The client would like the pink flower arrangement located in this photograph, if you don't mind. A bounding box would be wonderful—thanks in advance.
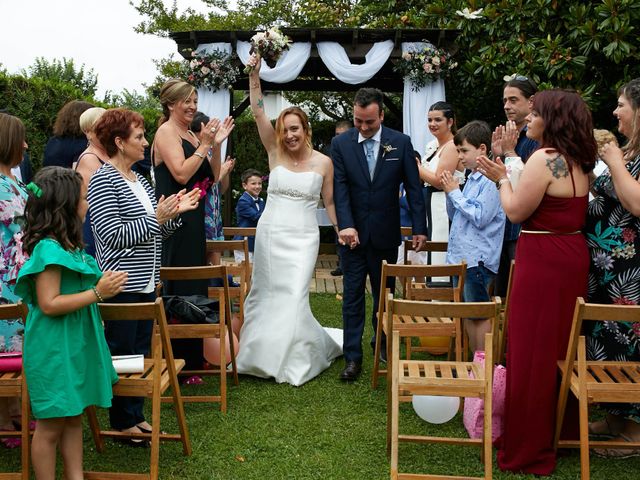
[395,44,457,91]
[185,49,239,91]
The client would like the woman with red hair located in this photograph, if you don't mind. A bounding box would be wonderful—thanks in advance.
[234,55,342,386]
[478,89,596,475]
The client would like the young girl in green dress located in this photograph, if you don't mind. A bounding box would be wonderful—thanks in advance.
[15,167,128,480]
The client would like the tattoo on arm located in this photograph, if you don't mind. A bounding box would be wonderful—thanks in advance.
[250,79,260,89]
[546,155,569,179]
[257,97,264,111]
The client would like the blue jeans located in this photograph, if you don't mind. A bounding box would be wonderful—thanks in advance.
[453,262,495,302]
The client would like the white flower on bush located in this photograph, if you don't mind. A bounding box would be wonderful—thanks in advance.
[455,7,483,20]
[190,59,199,68]
[432,56,441,66]
[201,66,211,75]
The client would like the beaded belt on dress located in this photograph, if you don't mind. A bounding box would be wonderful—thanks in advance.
[268,188,319,201]
[520,230,582,235]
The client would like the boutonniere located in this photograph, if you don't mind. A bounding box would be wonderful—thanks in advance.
[382,144,397,155]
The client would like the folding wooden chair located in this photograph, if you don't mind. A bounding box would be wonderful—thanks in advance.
[207,238,252,292]
[84,298,190,480]
[388,299,500,480]
[0,303,30,480]
[555,297,640,480]
[372,261,466,389]
[159,265,238,412]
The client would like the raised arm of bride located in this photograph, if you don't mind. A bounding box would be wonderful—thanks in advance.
[249,54,277,164]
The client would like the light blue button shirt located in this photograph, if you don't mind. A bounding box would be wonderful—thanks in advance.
[445,171,506,273]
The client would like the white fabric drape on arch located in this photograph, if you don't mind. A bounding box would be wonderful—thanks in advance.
[316,40,394,84]
[195,42,232,158]
[236,42,312,82]
[401,42,446,157]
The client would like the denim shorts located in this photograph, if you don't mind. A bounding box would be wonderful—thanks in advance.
[453,262,496,302]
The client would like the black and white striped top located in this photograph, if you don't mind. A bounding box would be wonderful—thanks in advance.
[88,163,180,292]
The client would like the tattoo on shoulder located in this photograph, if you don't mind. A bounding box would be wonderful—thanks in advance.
[257,97,264,110]
[545,155,569,179]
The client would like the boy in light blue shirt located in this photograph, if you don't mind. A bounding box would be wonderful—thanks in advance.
[440,121,505,353]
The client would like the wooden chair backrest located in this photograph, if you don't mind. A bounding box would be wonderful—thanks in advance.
[98,298,167,359]
[563,297,640,375]
[378,261,465,318]
[400,226,412,238]
[0,302,29,322]
[159,265,232,333]
[402,239,448,265]
[388,298,501,328]
[0,302,30,479]
[495,260,515,365]
[223,227,257,239]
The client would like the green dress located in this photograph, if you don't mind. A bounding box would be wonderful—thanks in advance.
[15,238,118,419]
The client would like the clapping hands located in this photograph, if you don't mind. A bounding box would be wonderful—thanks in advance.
[95,271,128,300]
[440,170,459,193]
[156,188,201,224]
[492,121,518,158]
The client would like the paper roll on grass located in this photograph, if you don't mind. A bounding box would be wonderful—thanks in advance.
[112,354,145,374]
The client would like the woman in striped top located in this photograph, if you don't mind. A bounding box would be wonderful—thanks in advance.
[88,108,200,444]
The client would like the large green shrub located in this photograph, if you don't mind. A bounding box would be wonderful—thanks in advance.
[0,73,89,170]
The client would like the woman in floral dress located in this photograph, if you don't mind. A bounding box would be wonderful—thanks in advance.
[585,77,640,456]
[0,112,29,445]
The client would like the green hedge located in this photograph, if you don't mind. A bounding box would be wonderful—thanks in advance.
[0,73,90,170]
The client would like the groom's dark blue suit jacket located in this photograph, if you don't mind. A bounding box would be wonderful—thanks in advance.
[331,126,427,249]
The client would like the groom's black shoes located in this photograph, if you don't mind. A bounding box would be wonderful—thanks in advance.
[340,361,362,381]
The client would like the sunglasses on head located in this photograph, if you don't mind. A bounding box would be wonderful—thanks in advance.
[503,73,529,82]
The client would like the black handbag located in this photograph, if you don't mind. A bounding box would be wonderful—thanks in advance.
[162,295,220,324]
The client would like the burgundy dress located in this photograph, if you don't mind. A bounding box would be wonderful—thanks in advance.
[497,173,588,475]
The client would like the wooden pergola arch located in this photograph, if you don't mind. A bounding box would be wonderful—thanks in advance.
[170,28,459,119]
[169,28,459,224]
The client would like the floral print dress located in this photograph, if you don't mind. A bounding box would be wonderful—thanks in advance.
[0,175,28,353]
[585,153,640,421]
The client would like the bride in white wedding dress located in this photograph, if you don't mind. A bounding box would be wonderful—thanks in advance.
[235,54,342,386]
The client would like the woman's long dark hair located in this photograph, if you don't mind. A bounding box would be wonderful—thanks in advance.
[532,89,597,173]
[22,167,84,255]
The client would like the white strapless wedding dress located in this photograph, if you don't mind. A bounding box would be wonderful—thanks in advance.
[235,166,342,386]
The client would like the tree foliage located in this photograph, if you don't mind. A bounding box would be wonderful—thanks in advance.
[133,0,640,130]
[22,57,99,98]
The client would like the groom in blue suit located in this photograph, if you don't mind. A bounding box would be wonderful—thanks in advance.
[332,88,427,381]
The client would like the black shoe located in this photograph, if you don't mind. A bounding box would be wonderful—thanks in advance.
[340,361,362,381]
[330,267,343,276]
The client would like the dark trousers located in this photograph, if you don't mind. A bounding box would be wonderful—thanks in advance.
[494,239,518,298]
[341,244,397,363]
[104,291,155,430]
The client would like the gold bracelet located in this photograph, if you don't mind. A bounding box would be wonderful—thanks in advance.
[92,286,104,302]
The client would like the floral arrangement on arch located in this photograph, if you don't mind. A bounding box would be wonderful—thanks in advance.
[185,49,239,91]
[244,27,292,73]
[394,43,458,91]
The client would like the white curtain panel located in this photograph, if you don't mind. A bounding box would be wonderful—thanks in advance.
[236,41,312,83]
[316,40,394,84]
[195,42,232,158]
[401,42,446,157]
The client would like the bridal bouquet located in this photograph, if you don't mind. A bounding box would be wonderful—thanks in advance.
[394,43,458,91]
[185,49,239,91]
[244,27,292,73]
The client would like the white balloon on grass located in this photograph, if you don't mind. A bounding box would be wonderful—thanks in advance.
[411,395,460,424]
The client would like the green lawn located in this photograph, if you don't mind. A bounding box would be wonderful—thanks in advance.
[2,293,639,479]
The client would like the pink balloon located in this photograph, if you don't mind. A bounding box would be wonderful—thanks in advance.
[231,315,243,338]
[203,334,239,366]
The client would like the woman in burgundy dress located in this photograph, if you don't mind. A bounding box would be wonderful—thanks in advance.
[477,89,597,475]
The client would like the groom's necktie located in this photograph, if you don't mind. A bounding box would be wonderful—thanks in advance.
[364,138,376,179]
